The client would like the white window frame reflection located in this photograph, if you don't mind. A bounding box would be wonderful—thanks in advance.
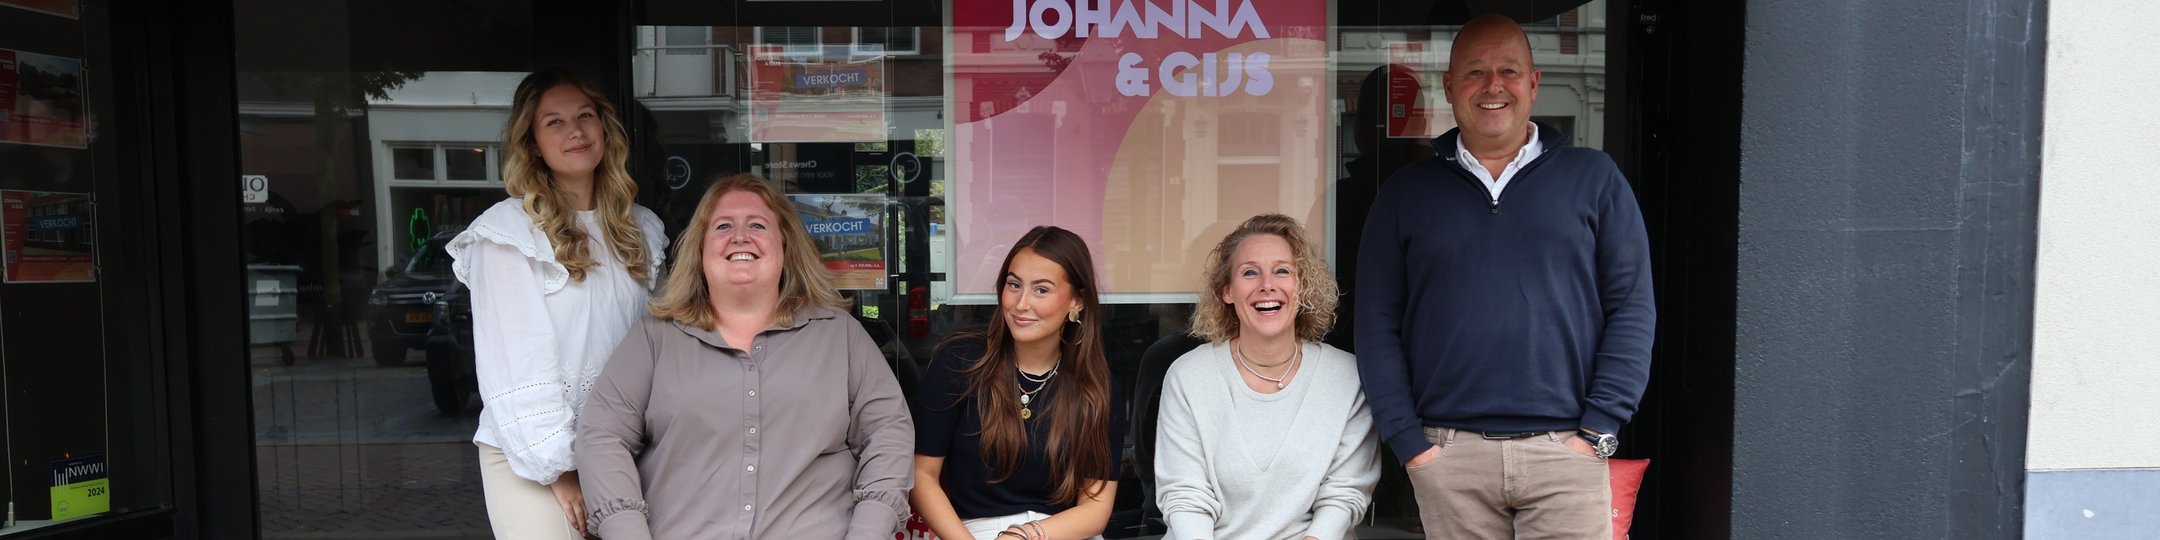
[754,26,824,58]
[383,142,503,186]
[851,27,920,56]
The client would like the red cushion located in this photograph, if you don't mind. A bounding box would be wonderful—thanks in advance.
[1609,458,1650,539]
[898,514,935,540]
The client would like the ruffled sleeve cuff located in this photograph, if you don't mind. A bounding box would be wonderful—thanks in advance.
[845,488,907,539]
[591,497,653,540]
[483,380,577,484]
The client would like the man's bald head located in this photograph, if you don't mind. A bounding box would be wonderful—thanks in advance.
[1452,14,1535,72]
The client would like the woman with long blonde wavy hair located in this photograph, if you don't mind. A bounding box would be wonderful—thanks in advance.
[446,67,667,539]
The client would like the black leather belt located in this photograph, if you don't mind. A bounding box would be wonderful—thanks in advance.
[1479,431,1545,440]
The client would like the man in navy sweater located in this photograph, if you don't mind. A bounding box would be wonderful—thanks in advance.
[1355,14,1656,539]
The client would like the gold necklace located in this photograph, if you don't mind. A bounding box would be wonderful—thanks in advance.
[1017,369,1055,420]
[1233,340,1301,390]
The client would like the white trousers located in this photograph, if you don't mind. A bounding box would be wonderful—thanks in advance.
[477,443,583,540]
[959,510,1105,540]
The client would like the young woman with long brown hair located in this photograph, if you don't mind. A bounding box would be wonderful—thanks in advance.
[447,68,666,539]
[911,226,1122,540]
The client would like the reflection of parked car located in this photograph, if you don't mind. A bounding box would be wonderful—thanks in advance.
[425,281,478,415]
[367,229,460,367]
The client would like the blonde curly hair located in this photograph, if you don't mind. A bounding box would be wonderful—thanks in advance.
[1188,214,1339,343]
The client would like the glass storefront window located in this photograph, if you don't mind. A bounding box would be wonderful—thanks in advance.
[223,1,1611,536]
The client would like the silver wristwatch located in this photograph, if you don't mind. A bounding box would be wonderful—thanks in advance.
[1578,429,1618,458]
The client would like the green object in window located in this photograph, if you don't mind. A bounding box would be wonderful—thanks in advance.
[408,208,433,254]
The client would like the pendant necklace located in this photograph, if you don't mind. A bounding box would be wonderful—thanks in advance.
[1017,359,1059,420]
[1234,340,1301,390]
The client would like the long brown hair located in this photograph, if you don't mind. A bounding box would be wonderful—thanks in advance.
[948,226,1112,505]
[501,68,652,284]
[647,174,842,329]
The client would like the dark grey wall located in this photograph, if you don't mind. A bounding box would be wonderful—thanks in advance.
[1734,0,2042,538]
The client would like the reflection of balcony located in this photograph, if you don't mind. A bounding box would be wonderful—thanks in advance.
[634,44,740,99]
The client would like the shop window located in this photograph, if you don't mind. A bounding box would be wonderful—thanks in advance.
[443,146,490,182]
[391,146,435,181]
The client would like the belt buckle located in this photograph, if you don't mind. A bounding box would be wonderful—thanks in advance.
[1479,431,1540,440]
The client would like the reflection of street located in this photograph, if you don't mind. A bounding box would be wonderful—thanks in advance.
[252,351,491,539]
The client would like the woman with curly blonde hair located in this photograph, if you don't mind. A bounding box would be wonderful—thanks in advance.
[448,68,667,539]
[1154,213,1380,540]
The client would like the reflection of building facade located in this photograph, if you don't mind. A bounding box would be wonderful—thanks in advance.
[633,26,946,178]
[364,72,521,267]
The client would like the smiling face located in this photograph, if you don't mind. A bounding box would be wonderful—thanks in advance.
[1219,233,1300,342]
[1000,249,1080,347]
[701,190,784,293]
[1442,17,1540,147]
[530,83,606,181]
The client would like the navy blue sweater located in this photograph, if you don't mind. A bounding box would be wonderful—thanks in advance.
[1354,123,1656,463]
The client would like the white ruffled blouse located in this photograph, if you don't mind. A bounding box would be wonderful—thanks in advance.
[448,198,668,484]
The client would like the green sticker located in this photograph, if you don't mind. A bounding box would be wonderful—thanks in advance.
[50,455,110,520]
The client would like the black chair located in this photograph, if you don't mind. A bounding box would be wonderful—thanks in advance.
[1129,332,1205,535]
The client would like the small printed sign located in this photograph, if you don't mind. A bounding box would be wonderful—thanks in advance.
[50,454,109,521]
[242,175,269,203]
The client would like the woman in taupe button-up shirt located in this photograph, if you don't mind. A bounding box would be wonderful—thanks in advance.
[574,174,914,540]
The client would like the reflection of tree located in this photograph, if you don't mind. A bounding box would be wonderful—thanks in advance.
[244,70,425,355]
[913,129,945,157]
[1037,35,1088,73]
[854,165,892,193]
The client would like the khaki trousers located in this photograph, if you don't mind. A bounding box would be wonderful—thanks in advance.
[477,443,584,540]
[1407,428,1612,540]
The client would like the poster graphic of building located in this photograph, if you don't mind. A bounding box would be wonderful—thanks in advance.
[2,190,95,283]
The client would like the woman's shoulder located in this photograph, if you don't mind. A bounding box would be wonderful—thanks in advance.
[1163,341,1225,381]
[473,198,533,226]
[1303,342,1366,392]
[456,199,544,251]
[629,204,666,235]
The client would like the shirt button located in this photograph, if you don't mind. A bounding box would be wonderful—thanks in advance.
[743,504,752,512]
[749,427,758,434]
[755,345,763,351]
[748,390,756,397]
[746,465,756,472]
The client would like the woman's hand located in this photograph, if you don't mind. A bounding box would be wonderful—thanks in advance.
[550,471,588,536]
[1002,522,1049,539]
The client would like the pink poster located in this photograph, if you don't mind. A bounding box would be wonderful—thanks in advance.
[950,0,1331,300]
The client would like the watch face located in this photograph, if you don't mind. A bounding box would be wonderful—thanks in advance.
[1594,436,1619,457]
